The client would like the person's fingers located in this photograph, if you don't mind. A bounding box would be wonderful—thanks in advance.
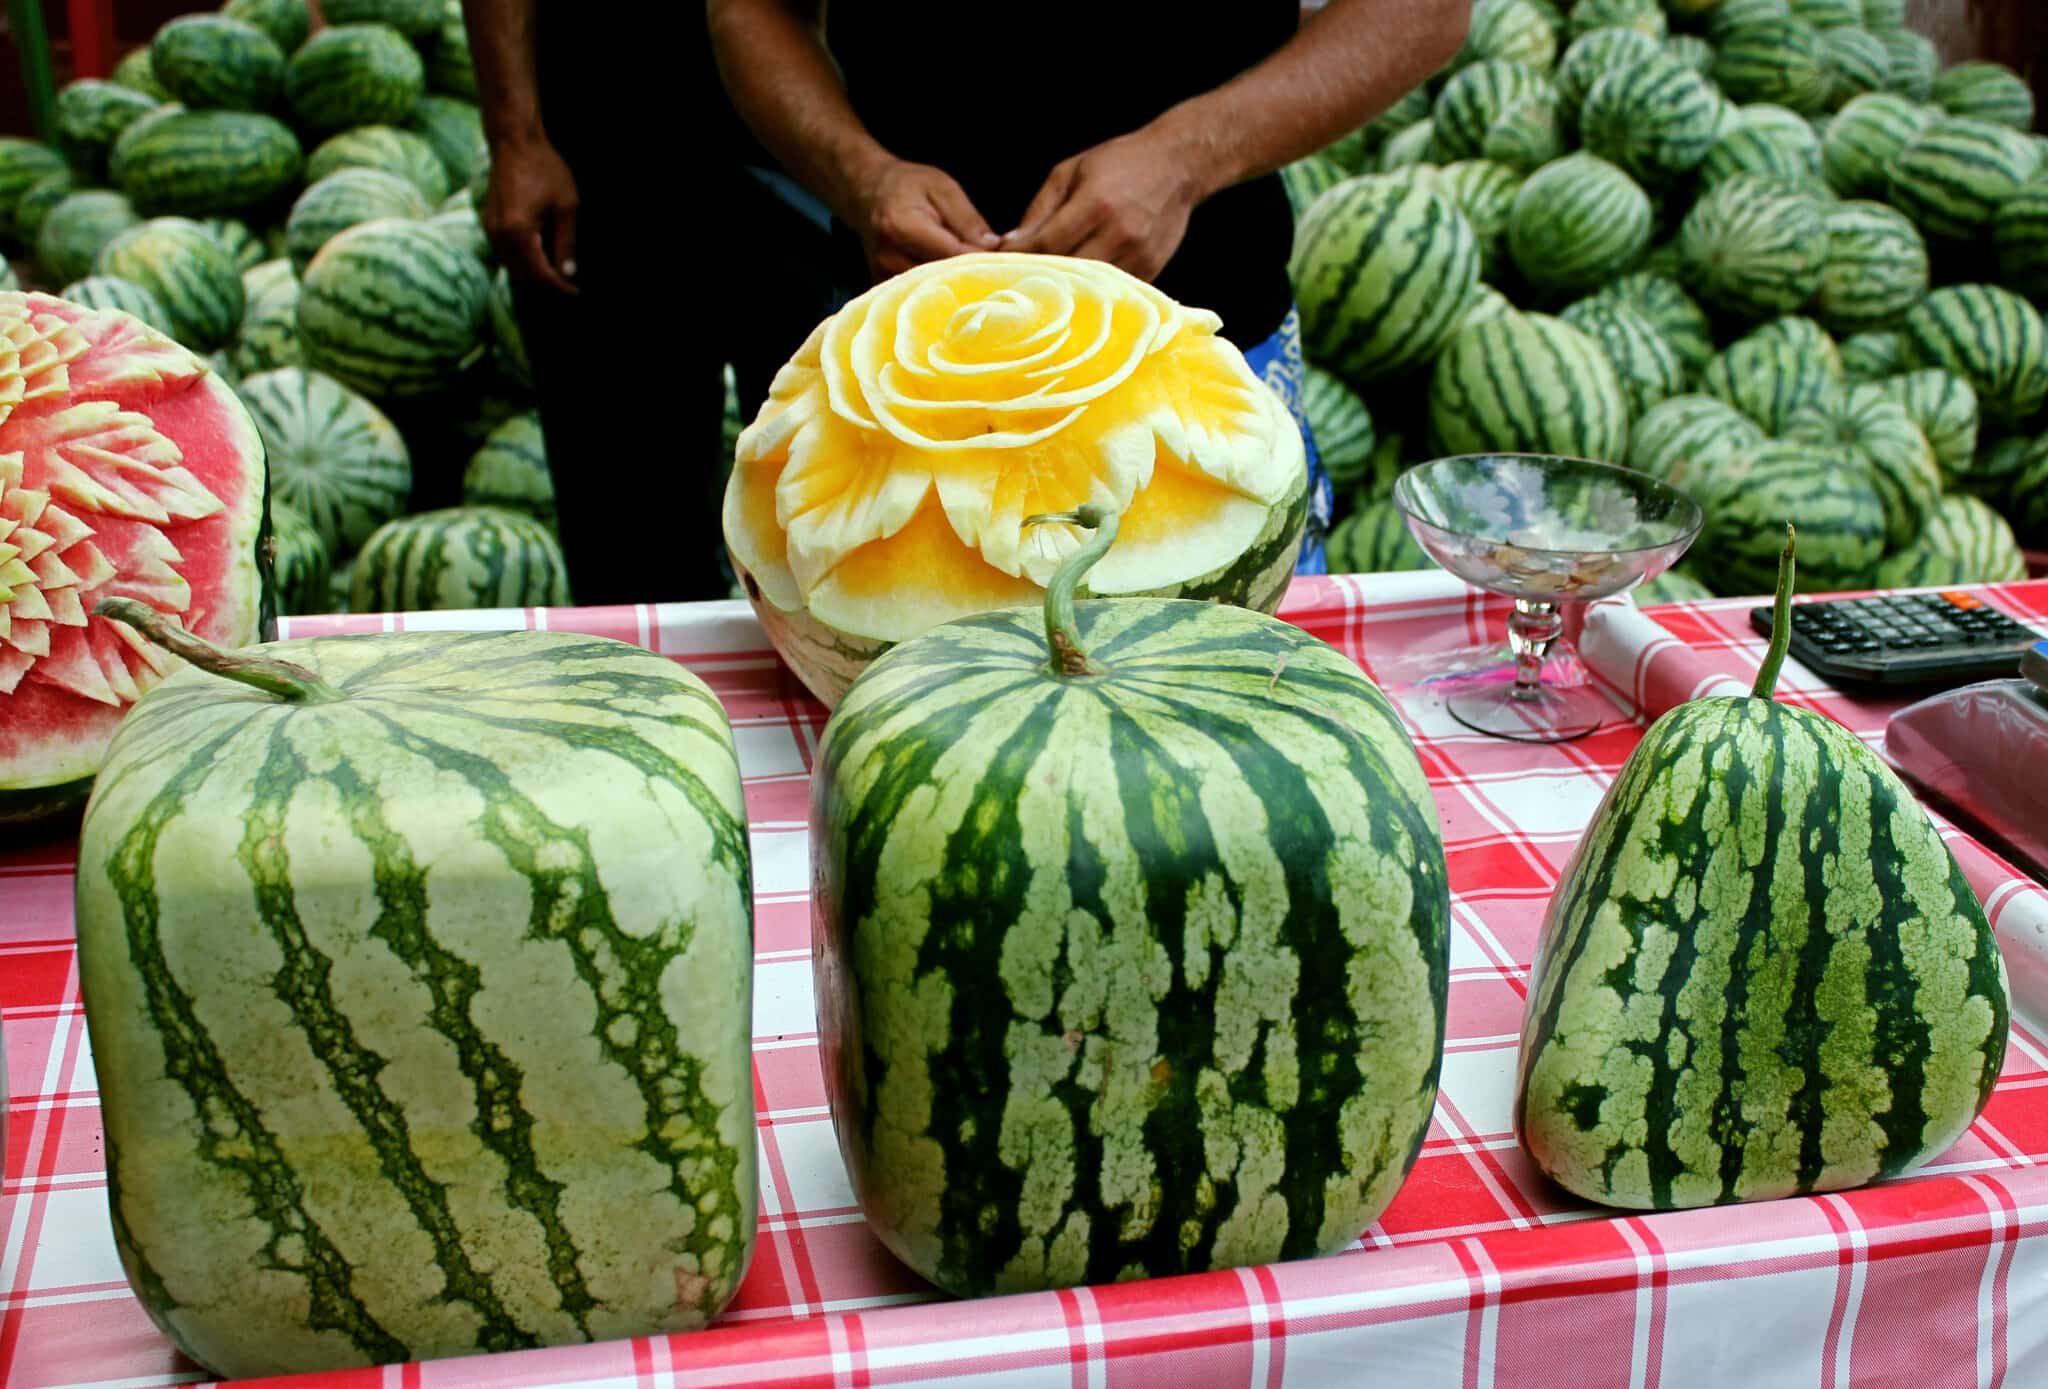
[1006,182,1103,257]
[551,200,580,288]
[925,175,999,250]
[520,227,577,294]
[1003,161,1079,246]
[883,203,980,263]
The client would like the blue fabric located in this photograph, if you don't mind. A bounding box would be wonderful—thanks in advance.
[1242,306,1332,575]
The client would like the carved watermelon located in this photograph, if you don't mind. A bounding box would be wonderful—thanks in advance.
[0,291,269,832]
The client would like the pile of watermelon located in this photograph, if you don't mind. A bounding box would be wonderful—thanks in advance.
[0,0,562,615]
[1285,0,2048,598]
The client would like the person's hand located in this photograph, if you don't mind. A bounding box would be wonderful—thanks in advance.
[486,137,579,295]
[999,129,1206,281]
[846,158,999,280]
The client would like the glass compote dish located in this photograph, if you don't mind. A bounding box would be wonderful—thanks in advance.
[1392,454,1704,743]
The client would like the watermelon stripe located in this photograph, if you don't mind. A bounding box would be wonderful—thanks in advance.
[100,725,414,1364]
[816,599,1447,1294]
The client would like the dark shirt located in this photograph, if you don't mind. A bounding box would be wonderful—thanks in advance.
[824,2,1299,346]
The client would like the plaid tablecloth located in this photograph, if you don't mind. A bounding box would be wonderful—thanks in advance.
[7,575,2048,1389]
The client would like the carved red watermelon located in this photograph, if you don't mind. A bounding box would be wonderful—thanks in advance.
[0,291,269,832]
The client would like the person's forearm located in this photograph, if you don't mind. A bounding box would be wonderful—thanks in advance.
[1152,0,1470,200]
[462,0,547,149]
[706,0,892,225]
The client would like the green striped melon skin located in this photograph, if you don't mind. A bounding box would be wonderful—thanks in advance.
[57,274,171,334]
[1862,0,1905,24]
[1698,128,1819,191]
[1291,174,1480,382]
[1739,103,1826,164]
[1301,365,1377,490]
[150,15,286,112]
[408,95,489,188]
[222,0,312,54]
[1479,98,1564,174]
[112,46,172,100]
[1429,309,1632,461]
[1878,369,1980,481]
[1567,0,1665,40]
[424,0,477,99]
[306,125,450,203]
[462,412,554,529]
[36,190,139,286]
[1700,329,1840,435]
[812,597,1450,1296]
[1677,175,1827,322]
[1433,61,1557,163]
[1377,120,1438,172]
[1785,383,1941,547]
[1507,153,1652,296]
[1515,684,2006,1210]
[1434,160,1523,277]
[287,24,426,134]
[1816,200,1928,335]
[1887,117,2041,244]
[298,217,491,397]
[490,268,531,390]
[351,506,569,610]
[267,498,333,614]
[1555,27,1664,122]
[1633,567,1714,603]
[1840,330,1906,381]
[1281,158,1346,220]
[1628,394,1768,483]
[1820,27,1891,108]
[110,109,304,217]
[1878,29,1939,102]
[2009,442,2048,546]
[1821,93,1935,197]
[1706,0,1791,38]
[426,194,488,262]
[1789,0,1861,26]
[243,255,295,304]
[1714,19,1831,114]
[322,0,441,37]
[1595,272,1715,379]
[12,171,76,248]
[1579,56,1720,185]
[239,367,411,553]
[1913,493,2030,582]
[1933,62,2035,132]
[1457,0,1560,73]
[1698,443,1886,592]
[1665,34,1716,75]
[75,627,755,1377]
[95,217,246,351]
[1993,182,2048,303]
[1561,297,1686,418]
[231,272,304,376]
[0,137,67,231]
[287,169,431,274]
[1328,496,1431,571]
[52,80,161,179]
[1752,314,1844,372]
[1900,285,2048,426]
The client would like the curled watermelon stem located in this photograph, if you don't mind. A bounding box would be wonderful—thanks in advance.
[96,598,345,705]
[1021,503,1119,678]
[1751,524,1796,702]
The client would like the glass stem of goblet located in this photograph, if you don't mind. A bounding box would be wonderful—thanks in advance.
[1506,599,1562,702]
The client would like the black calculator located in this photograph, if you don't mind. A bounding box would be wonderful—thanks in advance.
[1747,591,2042,689]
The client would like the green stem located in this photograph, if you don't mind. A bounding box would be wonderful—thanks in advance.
[1751,524,1796,701]
[1021,504,1120,678]
[96,598,345,705]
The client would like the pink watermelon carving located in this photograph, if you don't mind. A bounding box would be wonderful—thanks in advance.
[0,291,268,832]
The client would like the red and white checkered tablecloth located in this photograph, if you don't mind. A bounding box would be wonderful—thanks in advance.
[7,575,2048,1389]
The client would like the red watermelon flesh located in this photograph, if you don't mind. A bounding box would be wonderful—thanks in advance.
[0,291,267,831]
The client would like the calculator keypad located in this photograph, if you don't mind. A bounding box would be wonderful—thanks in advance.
[1755,591,2040,687]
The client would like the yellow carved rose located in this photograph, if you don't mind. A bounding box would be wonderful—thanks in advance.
[723,253,1306,702]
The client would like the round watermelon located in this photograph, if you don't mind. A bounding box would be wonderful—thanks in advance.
[110,108,305,217]
[286,168,431,274]
[237,367,411,555]
[305,124,450,203]
[351,506,570,611]
[150,15,287,112]
[35,190,140,288]
[286,24,426,134]
[94,217,246,351]
[297,217,490,396]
